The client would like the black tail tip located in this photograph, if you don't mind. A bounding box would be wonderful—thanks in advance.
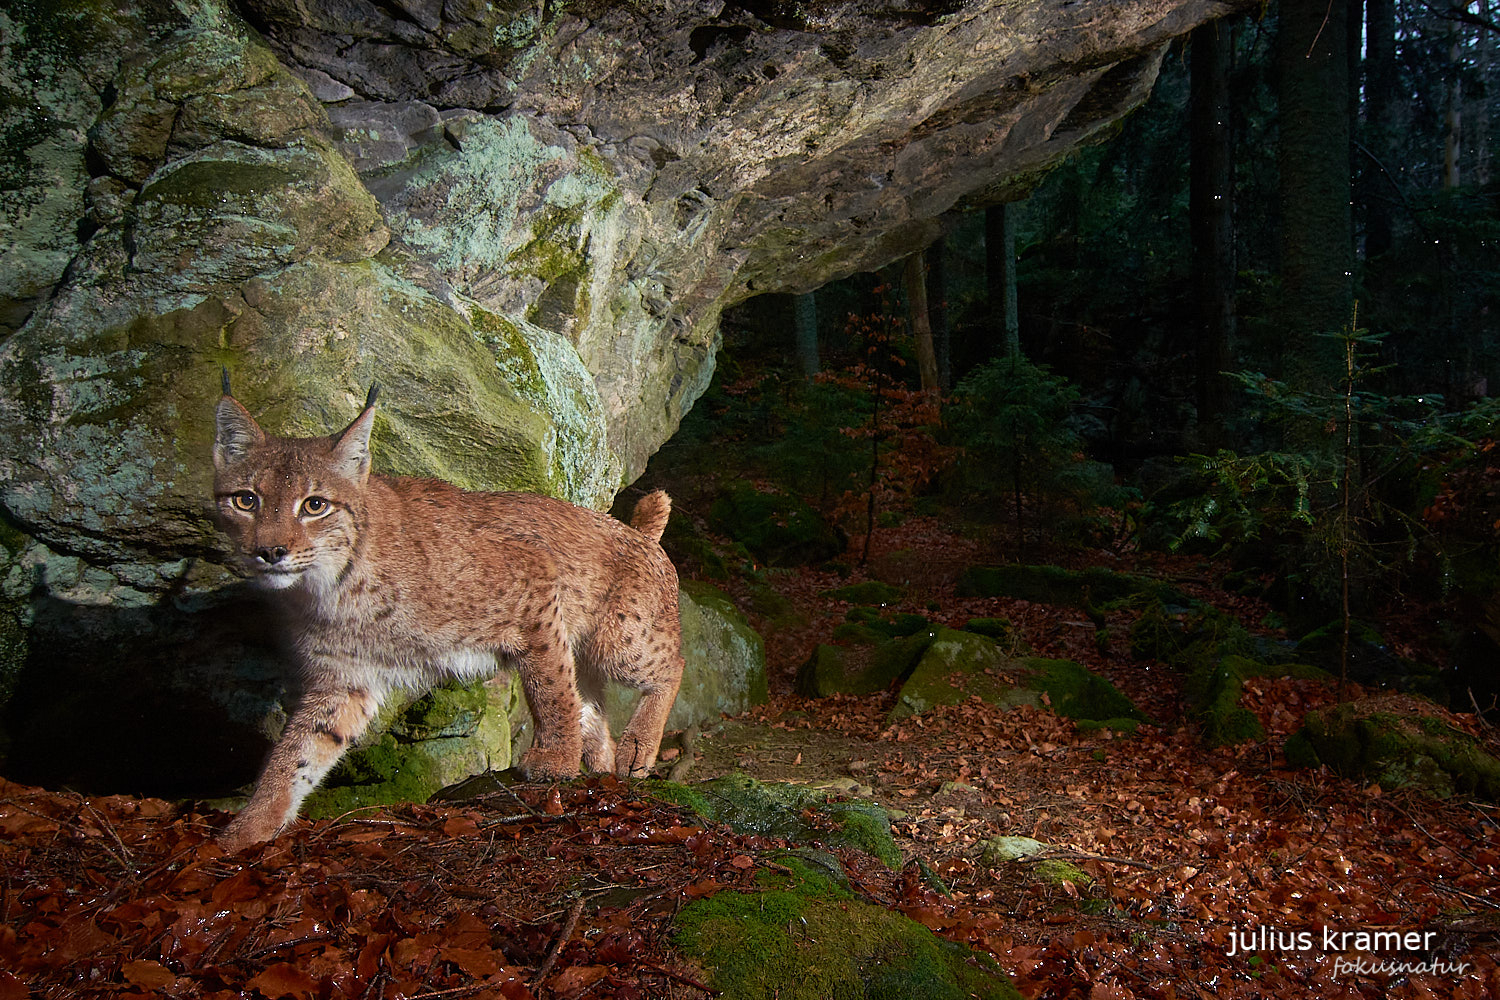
[365,383,381,409]
[220,366,232,396]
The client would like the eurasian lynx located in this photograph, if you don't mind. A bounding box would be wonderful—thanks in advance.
[212,378,684,851]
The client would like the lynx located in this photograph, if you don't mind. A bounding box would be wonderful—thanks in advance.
[211,377,683,851]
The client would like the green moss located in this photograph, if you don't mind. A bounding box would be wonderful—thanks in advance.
[653,774,902,870]
[962,617,1013,640]
[304,678,510,818]
[1127,599,1251,666]
[1188,658,1265,745]
[1294,702,1500,800]
[886,633,1146,728]
[673,867,1020,1000]
[797,631,935,698]
[1033,859,1093,887]
[1282,730,1321,769]
[823,581,905,605]
[138,158,294,207]
[1022,657,1145,724]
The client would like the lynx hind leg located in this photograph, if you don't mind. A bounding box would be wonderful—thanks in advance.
[516,592,585,781]
[221,684,381,851]
[577,670,616,774]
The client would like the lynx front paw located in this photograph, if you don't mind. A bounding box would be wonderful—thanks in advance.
[613,735,657,779]
[519,746,582,780]
[219,808,283,854]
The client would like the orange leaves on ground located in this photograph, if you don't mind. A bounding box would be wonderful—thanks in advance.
[0,779,748,999]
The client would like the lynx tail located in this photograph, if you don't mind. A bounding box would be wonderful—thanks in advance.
[629,490,672,542]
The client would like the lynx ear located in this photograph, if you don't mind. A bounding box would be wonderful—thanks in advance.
[214,394,265,469]
[331,387,379,483]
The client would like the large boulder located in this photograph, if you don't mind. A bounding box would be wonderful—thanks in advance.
[604,581,769,738]
[0,0,1244,794]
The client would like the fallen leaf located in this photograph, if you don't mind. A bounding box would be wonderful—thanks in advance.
[123,960,177,989]
[552,965,610,997]
[246,963,319,998]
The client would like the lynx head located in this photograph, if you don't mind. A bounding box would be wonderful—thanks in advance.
[213,375,380,593]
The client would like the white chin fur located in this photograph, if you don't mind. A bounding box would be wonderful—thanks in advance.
[255,570,303,590]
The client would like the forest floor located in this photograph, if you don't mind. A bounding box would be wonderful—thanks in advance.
[3,517,1500,999]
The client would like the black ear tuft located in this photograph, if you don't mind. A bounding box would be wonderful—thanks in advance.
[365,383,381,409]
[221,367,232,396]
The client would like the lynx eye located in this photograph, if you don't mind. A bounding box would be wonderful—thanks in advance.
[230,492,259,513]
[300,496,331,517]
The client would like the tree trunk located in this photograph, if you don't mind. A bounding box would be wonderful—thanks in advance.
[794,291,819,379]
[1190,17,1236,441]
[986,204,1021,358]
[904,251,941,393]
[1277,0,1352,406]
[1478,0,1493,185]
[927,234,951,389]
[1444,17,1463,188]
[1364,0,1396,257]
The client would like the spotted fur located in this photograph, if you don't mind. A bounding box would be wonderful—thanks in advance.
[213,387,683,851]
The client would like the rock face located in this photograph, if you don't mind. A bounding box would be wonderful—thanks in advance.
[0,0,1237,793]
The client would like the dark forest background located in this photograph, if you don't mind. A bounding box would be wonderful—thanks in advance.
[656,0,1500,716]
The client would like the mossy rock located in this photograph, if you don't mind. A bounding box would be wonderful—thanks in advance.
[1023,657,1145,726]
[653,773,901,870]
[962,617,1014,640]
[673,857,1020,1000]
[1291,701,1500,800]
[980,835,1047,864]
[796,631,936,698]
[835,608,932,642]
[888,630,1147,727]
[1187,654,1330,746]
[707,484,847,567]
[823,580,905,605]
[956,564,1184,609]
[1295,622,1447,701]
[304,677,514,819]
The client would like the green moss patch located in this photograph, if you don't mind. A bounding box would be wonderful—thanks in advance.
[673,860,1019,1000]
[962,617,1014,640]
[823,580,905,605]
[796,632,936,698]
[1289,701,1500,800]
[304,678,512,819]
[886,630,1147,729]
[653,773,901,870]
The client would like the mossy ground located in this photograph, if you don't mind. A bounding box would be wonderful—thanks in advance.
[652,773,902,870]
[673,858,1020,1000]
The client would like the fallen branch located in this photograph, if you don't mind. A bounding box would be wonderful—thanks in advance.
[1017,849,1157,871]
[531,893,586,987]
[635,959,720,994]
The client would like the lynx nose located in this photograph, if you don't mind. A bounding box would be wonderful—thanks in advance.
[256,545,289,565]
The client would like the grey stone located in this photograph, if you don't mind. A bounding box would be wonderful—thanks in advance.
[0,0,1236,796]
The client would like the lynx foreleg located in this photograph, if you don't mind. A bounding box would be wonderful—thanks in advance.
[515,600,585,781]
[220,684,381,851]
[615,661,683,778]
